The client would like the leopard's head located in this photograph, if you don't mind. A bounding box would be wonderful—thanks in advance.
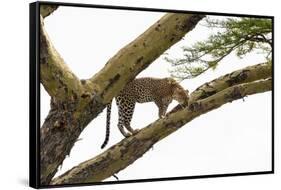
[169,79,189,106]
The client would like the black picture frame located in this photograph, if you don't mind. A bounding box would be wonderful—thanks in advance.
[30,1,274,188]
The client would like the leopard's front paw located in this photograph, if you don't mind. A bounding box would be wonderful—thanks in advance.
[123,132,131,138]
[132,129,140,135]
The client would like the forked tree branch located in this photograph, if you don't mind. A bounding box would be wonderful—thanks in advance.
[51,77,272,185]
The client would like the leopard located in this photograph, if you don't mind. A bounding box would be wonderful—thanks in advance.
[101,77,189,149]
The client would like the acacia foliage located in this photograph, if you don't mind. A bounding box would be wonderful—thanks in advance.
[165,16,272,79]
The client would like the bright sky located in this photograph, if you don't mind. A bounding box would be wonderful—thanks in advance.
[41,6,272,181]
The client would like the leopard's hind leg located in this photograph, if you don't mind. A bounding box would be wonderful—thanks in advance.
[116,97,131,137]
[122,101,139,135]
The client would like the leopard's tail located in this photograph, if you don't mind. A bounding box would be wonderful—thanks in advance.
[101,101,112,149]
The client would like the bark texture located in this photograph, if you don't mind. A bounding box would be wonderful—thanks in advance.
[40,17,83,100]
[51,76,272,184]
[170,61,272,113]
[39,6,205,185]
[189,61,272,103]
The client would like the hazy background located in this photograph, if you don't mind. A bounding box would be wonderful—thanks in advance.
[41,6,272,181]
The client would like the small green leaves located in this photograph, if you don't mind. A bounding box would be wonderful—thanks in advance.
[166,16,272,80]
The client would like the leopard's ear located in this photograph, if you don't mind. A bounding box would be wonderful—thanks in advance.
[167,78,178,85]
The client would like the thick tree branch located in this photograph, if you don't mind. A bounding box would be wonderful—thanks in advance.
[51,77,272,185]
[189,61,271,103]
[40,12,205,185]
[40,16,83,100]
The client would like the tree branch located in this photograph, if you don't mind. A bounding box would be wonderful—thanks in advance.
[248,35,272,47]
[189,61,271,103]
[169,61,271,114]
[51,77,272,185]
[40,15,83,100]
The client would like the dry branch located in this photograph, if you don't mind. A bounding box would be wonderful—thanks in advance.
[51,77,272,185]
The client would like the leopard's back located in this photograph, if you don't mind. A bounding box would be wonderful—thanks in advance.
[119,77,174,103]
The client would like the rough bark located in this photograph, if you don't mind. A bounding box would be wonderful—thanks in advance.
[40,16,83,100]
[51,77,272,185]
[39,7,205,185]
